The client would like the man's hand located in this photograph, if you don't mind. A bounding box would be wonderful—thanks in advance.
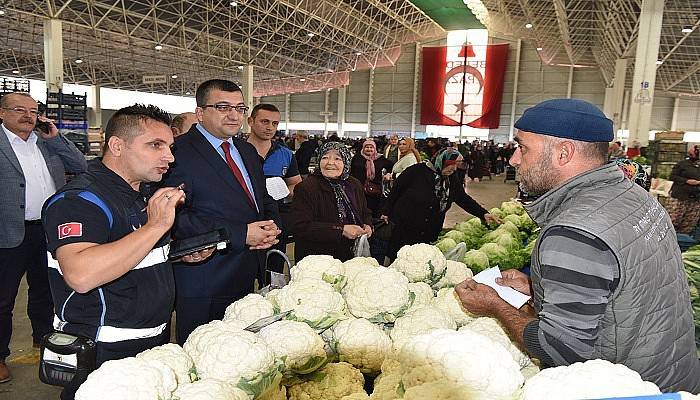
[454,279,510,317]
[496,269,532,296]
[484,213,502,225]
[380,215,389,224]
[687,179,700,186]
[145,187,186,233]
[342,224,365,240]
[180,247,215,264]
[37,115,59,139]
[246,220,281,250]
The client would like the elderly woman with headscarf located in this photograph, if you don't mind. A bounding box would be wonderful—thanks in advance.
[289,142,373,261]
[381,149,500,260]
[350,139,394,217]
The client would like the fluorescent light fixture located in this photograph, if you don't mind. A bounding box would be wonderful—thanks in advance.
[355,52,362,56]
[230,1,237,6]
[682,26,693,33]
[536,47,543,51]
[0,10,5,15]
[171,74,178,79]
[656,60,663,65]
[307,32,315,37]
[185,91,191,95]
[299,78,306,82]
[525,23,533,29]
[75,59,83,64]
[154,44,163,50]
[11,70,19,74]
[238,65,244,70]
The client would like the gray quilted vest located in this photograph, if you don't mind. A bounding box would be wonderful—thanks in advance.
[525,163,700,393]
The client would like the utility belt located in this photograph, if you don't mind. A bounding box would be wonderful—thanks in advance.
[39,321,167,388]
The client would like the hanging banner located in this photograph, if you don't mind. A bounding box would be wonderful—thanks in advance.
[420,43,509,128]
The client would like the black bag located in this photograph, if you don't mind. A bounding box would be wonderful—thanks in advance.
[364,179,382,196]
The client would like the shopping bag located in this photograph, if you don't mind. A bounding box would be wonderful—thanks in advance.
[353,234,372,258]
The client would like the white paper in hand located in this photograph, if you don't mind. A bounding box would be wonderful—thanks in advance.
[472,267,531,309]
[266,177,290,201]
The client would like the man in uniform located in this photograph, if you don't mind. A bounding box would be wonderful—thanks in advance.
[42,104,211,399]
[0,92,87,383]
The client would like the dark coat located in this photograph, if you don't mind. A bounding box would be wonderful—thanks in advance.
[670,158,700,201]
[383,163,488,259]
[349,153,394,217]
[289,174,372,262]
[295,139,318,175]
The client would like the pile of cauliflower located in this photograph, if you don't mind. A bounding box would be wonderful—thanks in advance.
[75,247,693,400]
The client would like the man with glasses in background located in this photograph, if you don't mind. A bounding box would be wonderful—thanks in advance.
[0,92,86,383]
[162,79,281,344]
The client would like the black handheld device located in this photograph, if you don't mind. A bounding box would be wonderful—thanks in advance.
[168,229,229,259]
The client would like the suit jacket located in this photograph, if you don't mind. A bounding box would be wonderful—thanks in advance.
[163,125,280,299]
[0,126,87,248]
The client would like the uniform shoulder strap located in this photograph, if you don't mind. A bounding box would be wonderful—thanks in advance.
[45,190,114,229]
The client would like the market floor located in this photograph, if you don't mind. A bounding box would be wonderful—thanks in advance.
[1,176,518,400]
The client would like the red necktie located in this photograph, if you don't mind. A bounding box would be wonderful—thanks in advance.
[220,141,255,207]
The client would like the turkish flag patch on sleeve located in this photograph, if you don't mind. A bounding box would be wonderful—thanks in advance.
[57,222,83,239]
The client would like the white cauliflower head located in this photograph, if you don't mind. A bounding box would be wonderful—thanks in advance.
[406,282,435,312]
[223,293,275,326]
[75,357,176,400]
[258,320,327,374]
[343,267,413,323]
[270,279,347,330]
[522,359,661,400]
[390,243,447,285]
[287,362,365,400]
[390,305,457,351]
[396,329,524,400]
[324,317,392,374]
[291,255,346,289]
[432,260,473,290]
[343,258,380,284]
[184,324,281,398]
[430,287,474,327]
[136,343,197,384]
[172,379,249,400]
[182,319,247,359]
[460,317,531,369]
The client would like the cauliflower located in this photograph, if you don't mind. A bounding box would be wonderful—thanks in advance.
[323,317,392,374]
[258,320,327,374]
[430,287,474,327]
[287,362,365,400]
[344,257,380,268]
[291,254,346,289]
[396,329,524,400]
[223,293,275,326]
[368,358,403,400]
[75,357,176,400]
[390,305,457,350]
[343,259,380,284]
[462,249,490,273]
[401,380,479,400]
[172,379,249,400]
[136,343,197,384]
[407,282,434,312]
[522,359,661,400]
[341,392,370,400]
[184,324,282,398]
[270,279,347,330]
[182,319,247,359]
[460,317,532,369]
[432,260,473,290]
[390,244,447,285]
[343,267,414,323]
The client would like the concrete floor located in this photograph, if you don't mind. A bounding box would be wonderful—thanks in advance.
[1,176,518,400]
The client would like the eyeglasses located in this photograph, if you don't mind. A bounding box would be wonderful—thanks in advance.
[2,107,39,116]
[201,104,249,114]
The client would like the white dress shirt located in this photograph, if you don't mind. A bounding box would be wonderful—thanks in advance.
[2,124,56,220]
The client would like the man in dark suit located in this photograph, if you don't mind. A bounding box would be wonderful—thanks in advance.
[163,79,281,344]
[0,92,87,383]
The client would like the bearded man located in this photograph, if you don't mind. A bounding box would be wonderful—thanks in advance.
[455,99,700,393]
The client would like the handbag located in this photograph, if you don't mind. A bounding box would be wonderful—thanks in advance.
[364,179,382,196]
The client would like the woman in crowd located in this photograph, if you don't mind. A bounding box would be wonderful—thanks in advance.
[390,137,420,178]
[468,143,486,182]
[289,142,373,262]
[382,149,500,260]
[349,139,393,218]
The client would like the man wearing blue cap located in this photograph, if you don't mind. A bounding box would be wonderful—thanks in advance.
[456,98,700,393]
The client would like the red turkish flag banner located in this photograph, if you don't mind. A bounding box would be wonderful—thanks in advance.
[420,43,509,128]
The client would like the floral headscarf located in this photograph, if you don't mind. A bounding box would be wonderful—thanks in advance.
[429,149,464,212]
[314,141,360,224]
[432,148,463,173]
[615,158,650,191]
[315,141,352,180]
